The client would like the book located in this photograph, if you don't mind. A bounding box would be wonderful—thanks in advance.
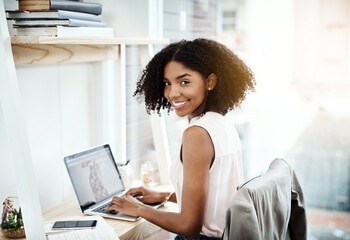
[6,10,102,22]
[14,19,106,27]
[15,26,114,37]
[7,19,17,36]
[19,0,102,15]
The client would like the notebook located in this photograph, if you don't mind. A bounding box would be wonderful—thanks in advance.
[64,144,163,221]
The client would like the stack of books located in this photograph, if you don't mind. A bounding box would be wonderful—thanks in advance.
[6,0,114,37]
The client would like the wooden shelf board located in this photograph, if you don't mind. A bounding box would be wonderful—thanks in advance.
[10,37,169,65]
[11,36,170,45]
[12,43,120,65]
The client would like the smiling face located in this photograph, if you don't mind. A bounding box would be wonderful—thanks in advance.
[163,61,210,120]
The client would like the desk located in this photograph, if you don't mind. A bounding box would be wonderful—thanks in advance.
[0,187,178,240]
[43,199,178,240]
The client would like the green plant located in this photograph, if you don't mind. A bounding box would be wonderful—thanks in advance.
[1,197,24,231]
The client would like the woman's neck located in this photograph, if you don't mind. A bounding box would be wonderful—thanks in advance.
[187,107,218,122]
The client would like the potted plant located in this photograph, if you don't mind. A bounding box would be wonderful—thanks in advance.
[1,197,25,239]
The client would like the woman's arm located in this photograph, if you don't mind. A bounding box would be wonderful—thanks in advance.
[121,186,177,204]
[108,126,214,237]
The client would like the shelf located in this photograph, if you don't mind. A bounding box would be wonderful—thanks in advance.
[11,37,170,65]
[11,36,170,45]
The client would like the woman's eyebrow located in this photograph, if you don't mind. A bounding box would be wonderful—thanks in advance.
[163,73,191,81]
[176,73,191,79]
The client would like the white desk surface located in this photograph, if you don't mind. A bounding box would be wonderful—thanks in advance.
[0,185,178,240]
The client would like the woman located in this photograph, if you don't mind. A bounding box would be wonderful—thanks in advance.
[107,39,255,239]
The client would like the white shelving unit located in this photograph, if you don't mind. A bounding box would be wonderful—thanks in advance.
[1,3,171,237]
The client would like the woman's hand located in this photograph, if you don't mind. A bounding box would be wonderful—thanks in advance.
[125,186,167,204]
[107,195,144,217]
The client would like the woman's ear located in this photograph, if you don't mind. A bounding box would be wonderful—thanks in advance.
[206,73,217,91]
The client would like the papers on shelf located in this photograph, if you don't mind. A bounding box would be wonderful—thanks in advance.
[45,216,119,240]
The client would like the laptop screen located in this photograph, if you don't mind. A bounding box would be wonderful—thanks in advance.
[64,145,125,211]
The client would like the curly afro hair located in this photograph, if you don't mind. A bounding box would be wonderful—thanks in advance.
[134,38,255,116]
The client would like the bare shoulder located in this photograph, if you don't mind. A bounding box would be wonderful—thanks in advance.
[182,126,214,158]
[183,125,211,141]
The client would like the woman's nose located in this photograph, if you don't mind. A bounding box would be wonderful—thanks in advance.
[168,85,181,99]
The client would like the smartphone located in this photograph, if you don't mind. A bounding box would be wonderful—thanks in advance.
[52,220,97,230]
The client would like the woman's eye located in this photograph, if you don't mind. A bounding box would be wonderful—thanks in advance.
[181,80,189,85]
[164,82,171,86]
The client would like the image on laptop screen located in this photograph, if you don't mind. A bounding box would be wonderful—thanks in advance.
[64,145,124,209]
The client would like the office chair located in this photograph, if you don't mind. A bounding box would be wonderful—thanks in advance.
[222,158,307,240]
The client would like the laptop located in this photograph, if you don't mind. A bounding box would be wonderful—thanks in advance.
[64,144,163,221]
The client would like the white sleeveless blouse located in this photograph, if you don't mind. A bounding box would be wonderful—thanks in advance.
[170,112,244,237]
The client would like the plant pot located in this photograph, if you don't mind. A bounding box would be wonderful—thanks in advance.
[1,228,25,239]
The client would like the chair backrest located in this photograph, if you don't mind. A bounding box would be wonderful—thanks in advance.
[222,158,307,240]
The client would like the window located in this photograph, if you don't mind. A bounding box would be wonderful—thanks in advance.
[218,0,350,238]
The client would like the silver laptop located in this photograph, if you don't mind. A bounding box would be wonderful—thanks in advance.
[64,144,163,221]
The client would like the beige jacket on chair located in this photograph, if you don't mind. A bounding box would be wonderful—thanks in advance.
[222,158,307,240]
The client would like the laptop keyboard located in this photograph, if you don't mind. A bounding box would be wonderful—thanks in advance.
[92,202,119,214]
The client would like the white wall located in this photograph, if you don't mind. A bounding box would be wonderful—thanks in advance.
[0,63,98,211]
[90,0,150,38]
